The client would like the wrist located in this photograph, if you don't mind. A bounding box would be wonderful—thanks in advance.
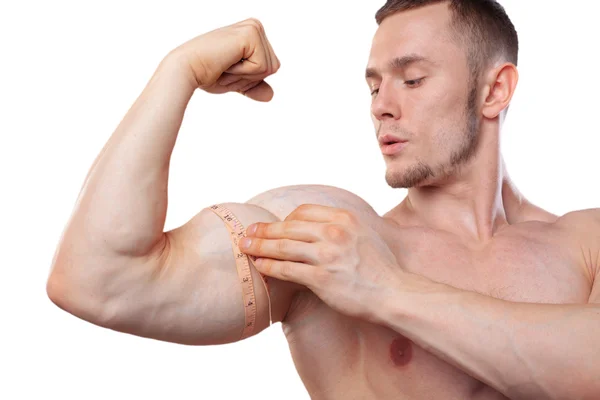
[373,271,438,328]
[155,51,198,96]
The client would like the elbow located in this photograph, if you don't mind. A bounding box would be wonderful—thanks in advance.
[46,270,86,321]
[46,256,73,313]
[46,236,120,328]
[46,264,116,329]
[46,239,83,314]
[46,273,64,309]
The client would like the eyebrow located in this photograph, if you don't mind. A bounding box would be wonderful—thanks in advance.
[365,54,432,79]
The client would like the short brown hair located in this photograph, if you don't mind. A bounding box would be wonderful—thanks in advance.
[375,0,518,80]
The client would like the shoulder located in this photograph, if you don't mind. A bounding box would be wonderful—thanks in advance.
[555,208,600,233]
[244,184,380,222]
[554,208,600,278]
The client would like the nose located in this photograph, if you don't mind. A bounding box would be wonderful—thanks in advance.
[371,80,401,121]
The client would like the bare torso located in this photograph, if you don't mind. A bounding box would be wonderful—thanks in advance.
[257,186,592,400]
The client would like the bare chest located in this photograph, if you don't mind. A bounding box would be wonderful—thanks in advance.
[282,222,591,399]
[390,224,589,304]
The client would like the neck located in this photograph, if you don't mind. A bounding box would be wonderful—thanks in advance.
[401,124,510,242]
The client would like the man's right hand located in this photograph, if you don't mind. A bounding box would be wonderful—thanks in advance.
[169,18,281,102]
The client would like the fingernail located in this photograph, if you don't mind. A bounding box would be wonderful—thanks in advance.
[239,238,252,249]
[247,224,257,235]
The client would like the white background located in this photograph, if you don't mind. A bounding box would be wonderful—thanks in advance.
[1,1,599,399]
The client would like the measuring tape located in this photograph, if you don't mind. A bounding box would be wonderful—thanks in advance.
[206,204,272,340]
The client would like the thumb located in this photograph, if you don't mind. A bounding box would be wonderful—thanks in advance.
[240,80,274,102]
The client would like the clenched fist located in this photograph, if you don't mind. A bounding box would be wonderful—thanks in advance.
[167,18,281,101]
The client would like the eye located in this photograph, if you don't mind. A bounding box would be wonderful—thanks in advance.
[370,88,379,96]
[405,78,424,88]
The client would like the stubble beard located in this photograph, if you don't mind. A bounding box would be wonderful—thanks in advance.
[385,83,480,189]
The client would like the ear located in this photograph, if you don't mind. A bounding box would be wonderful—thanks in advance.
[481,62,519,119]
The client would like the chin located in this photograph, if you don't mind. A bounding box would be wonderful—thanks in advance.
[385,161,435,189]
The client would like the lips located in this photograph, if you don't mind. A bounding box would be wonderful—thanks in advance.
[378,134,408,155]
[380,141,407,155]
[378,134,406,146]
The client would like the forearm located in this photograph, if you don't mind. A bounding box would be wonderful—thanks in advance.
[378,273,600,400]
[66,55,195,256]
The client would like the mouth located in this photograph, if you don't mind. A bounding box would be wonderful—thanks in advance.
[380,141,407,155]
[378,133,408,155]
[378,133,406,145]
[381,139,405,145]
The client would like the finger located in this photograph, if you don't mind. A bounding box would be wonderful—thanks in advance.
[239,28,278,102]
[225,52,267,75]
[240,237,320,264]
[226,25,269,76]
[261,27,280,73]
[256,24,272,81]
[285,204,341,222]
[251,258,313,286]
[248,220,321,242]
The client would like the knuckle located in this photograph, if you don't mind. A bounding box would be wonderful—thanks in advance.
[259,258,272,274]
[255,222,267,236]
[245,17,261,27]
[323,224,350,245]
[253,238,264,252]
[241,22,260,39]
[246,20,265,38]
[277,238,290,255]
[282,222,294,236]
[279,262,292,279]
[336,210,358,225]
[257,64,269,75]
[248,18,264,31]
[283,212,295,221]
[295,204,311,215]
[286,205,306,221]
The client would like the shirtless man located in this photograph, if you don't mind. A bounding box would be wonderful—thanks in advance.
[46,1,600,399]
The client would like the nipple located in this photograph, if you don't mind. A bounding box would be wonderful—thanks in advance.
[389,335,413,367]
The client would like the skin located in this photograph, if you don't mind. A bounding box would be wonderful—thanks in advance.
[46,6,599,400]
[239,3,600,399]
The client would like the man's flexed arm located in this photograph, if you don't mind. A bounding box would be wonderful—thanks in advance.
[62,59,192,259]
[46,18,280,318]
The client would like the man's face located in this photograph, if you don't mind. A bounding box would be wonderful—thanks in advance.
[366,3,480,188]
